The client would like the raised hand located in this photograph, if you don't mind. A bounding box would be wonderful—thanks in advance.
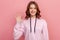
[16,15,22,23]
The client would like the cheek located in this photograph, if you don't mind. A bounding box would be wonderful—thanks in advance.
[34,9,37,12]
[29,9,37,13]
[29,9,32,13]
[29,9,33,12]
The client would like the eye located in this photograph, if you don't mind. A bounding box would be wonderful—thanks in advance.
[29,7,32,9]
[34,8,36,9]
[29,7,36,9]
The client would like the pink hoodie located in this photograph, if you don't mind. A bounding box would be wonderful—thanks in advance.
[13,18,49,40]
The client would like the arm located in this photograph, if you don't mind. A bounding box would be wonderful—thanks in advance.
[13,21,25,40]
[42,20,49,40]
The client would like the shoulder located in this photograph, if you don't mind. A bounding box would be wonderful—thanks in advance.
[38,18,47,24]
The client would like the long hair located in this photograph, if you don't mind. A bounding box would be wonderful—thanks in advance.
[25,1,41,19]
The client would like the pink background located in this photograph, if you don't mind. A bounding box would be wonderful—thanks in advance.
[0,0,60,40]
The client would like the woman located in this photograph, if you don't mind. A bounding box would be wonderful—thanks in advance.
[14,1,49,40]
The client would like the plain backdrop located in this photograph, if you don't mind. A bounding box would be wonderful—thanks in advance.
[0,0,60,40]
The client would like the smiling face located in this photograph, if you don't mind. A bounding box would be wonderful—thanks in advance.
[29,4,37,16]
[25,1,41,19]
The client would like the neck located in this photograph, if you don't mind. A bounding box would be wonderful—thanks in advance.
[31,15,36,18]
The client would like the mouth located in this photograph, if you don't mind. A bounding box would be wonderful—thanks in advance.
[31,11,35,13]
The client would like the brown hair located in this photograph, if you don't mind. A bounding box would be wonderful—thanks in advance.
[25,1,41,19]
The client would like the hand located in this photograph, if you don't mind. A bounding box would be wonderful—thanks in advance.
[16,16,22,23]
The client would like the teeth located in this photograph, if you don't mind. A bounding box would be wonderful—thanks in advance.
[31,12,35,13]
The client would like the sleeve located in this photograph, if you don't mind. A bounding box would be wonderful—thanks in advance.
[42,19,49,40]
[13,21,25,40]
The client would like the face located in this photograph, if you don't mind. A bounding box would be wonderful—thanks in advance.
[29,4,37,16]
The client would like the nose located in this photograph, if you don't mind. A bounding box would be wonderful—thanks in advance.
[31,10,34,13]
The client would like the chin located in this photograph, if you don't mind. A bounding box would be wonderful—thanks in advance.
[31,14,35,15]
[31,14,36,16]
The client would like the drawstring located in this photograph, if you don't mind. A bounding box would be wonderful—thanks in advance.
[30,17,37,33]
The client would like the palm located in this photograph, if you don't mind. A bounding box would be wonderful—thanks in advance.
[16,16,22,22]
